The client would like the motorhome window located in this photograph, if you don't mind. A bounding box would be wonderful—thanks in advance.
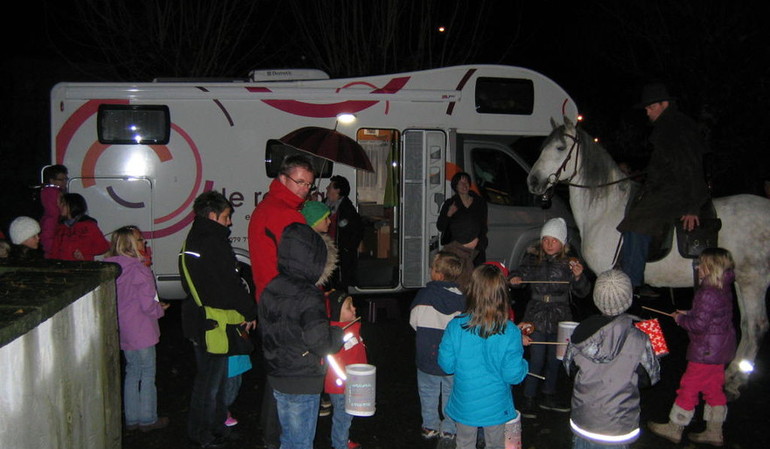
[475,78,534,115]
[471,146,533,206]
[97,105,170,144]
[264,139,333,178]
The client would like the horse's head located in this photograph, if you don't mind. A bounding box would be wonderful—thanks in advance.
[527,116,580,195]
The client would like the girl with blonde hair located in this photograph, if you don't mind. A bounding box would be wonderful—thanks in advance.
[509,217,590,417]
[106,226,170,432]
[649,248,736,446]
[438,264,528,449]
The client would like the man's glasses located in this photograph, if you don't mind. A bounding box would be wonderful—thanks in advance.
[284,174,317,191]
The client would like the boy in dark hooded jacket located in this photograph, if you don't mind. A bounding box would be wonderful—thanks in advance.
[259,222,343,449]
[410,251,466,441]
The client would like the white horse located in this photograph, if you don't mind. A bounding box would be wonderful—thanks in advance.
[528,117,770,398]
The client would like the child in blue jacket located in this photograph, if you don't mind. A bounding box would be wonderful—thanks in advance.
[410,251,467,442]
[439,264,529,449]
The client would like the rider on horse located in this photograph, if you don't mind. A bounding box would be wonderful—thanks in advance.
[617,83,710,296]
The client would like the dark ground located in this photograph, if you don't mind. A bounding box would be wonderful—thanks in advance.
[122,288,770,449]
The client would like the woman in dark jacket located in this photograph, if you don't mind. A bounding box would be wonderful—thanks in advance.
[437,172,488,265]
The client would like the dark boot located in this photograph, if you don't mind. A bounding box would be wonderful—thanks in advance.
[520,397,537,419]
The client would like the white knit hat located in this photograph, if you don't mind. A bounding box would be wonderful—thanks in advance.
[540,217,568,245]
[9,216,41,245]
[593,269,633,316]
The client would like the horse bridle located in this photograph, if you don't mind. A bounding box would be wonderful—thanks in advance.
[542,127,638,199]
[542,126,638,268]
[545,131,582,190]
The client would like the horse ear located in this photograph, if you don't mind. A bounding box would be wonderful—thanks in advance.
[550,117,559,129]
[563,115,574,129]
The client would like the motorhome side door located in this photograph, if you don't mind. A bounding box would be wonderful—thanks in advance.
[67,176,153,253]
[401,130,446,288]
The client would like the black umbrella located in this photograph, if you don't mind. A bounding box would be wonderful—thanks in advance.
[278,126,374,172]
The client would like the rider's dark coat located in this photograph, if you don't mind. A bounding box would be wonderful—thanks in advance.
[618,106,710,236]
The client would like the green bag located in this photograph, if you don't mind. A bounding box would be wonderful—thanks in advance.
[180,242,253,355]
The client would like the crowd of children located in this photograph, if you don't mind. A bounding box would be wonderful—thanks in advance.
[3,165,110,263]
[3,165,739,449]
[404,215,736,449]
[1,165,172,433]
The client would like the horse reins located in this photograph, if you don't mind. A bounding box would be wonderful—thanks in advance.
[544,126,637,268]
[546,133,581,189]
[545,129,640,191]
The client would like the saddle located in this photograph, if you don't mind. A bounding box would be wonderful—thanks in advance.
[647,200,722,261]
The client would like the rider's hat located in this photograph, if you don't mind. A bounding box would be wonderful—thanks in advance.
[636,83,676,108]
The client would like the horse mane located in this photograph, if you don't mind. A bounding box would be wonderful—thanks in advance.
[573,127,625,202]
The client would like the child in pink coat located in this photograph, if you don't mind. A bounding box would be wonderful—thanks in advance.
[105,226,170,432]
[649,248,736,446]
[39,164,68,257]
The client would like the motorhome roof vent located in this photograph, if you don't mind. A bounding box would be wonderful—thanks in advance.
[249,69,330,82]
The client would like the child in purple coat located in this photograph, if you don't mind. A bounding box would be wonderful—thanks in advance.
[105,226,170,432]
[648,248,736,446]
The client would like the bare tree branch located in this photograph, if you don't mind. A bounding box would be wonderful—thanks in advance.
[44,0,283,80]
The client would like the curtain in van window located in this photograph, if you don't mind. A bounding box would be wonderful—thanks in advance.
[358,140,390,203]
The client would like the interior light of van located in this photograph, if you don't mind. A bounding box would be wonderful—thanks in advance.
[336,113,356,124]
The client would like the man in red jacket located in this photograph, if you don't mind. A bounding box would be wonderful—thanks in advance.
[248,154,315,449]
[248,154,316,301]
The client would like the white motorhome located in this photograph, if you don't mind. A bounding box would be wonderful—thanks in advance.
[51,65,579,298]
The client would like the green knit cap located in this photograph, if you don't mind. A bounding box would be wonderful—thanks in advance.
[301,201,331,228]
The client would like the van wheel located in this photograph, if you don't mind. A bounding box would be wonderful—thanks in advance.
[236,262,256,300]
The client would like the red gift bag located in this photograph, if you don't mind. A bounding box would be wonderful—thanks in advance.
[635,318,669,357]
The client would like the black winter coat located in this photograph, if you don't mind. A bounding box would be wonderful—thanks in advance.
[329,196,363,289]
[512,249,590,334]
[618,107,710,236]
[437,191,488,263]
[259,223,343,394]
[180,217,258,343]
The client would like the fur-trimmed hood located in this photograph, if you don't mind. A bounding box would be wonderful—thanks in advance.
[276,222,337,286]
[317,232,338,287]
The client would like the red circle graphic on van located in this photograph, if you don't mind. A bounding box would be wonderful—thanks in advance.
[55,100,209,239]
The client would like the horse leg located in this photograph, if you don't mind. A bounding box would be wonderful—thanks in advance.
[725,279,770,400]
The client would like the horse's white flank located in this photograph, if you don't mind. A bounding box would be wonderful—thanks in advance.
[528,117,770,398]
